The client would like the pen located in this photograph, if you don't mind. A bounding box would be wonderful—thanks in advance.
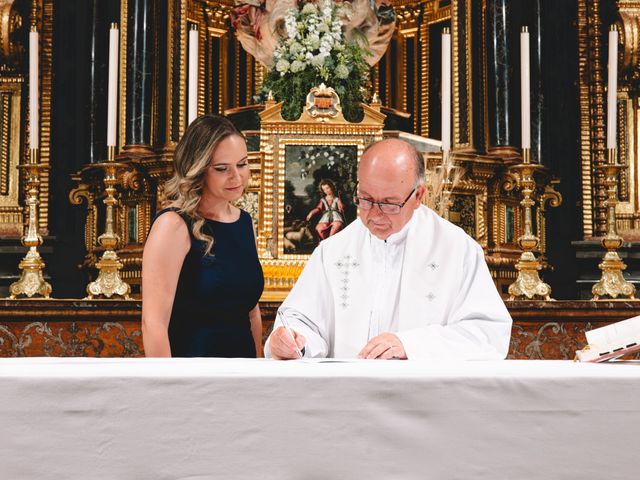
[277,310,304,359]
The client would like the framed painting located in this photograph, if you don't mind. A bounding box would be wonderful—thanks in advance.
[281,142,359,256]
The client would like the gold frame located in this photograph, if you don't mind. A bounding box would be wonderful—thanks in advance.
[273,138,364,261]
[420,2,452,138]
[257,93,385,301]
[0,79,23,235]
[451,0,474,151]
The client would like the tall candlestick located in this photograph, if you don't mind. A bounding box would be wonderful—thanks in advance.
[520,26,531,150]
[29,27,39,150]
[188,25,199,125]
[107,23,119,149]
[607,25,618,150]
[441,27,451,152]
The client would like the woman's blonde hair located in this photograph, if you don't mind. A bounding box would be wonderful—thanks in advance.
[164,114,243,256]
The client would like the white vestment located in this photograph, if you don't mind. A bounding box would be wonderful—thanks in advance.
[265,205,513,359]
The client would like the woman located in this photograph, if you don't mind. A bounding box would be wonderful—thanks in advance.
[142,114,264,357]
[306,179,345,240]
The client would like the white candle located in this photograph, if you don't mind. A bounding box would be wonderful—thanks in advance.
[441,28,451,152]
[107,23,119,148]
[29,27,39,150]
[520,26,531,150]
[188,25,199,125]
[607,26,618,150]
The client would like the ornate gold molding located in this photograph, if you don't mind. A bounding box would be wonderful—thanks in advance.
[395,4,420,131]
[616,4,640,232]
[0,78,21,235]
[420,1,451,138]
[68,180,96,257]
[118,0,127,150]
[451,0,473,151]
[618,3,640,85]
[202,1,232,114]
[578,0,607,237]
[0,0,24,68]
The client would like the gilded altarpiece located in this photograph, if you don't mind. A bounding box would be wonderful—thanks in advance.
[67,0,559,299]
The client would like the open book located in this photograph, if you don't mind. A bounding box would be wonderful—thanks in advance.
[575,315,640,362]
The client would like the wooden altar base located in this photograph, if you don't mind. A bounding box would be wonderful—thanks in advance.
[1,299,639,359]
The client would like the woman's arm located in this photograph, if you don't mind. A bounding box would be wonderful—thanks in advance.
[141,212,191,357]
[249,304,263,357]
[248,218,264,357]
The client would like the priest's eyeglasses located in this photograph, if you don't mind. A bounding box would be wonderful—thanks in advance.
[354,187,417,215]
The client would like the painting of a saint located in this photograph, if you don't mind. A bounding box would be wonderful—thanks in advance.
[283,144,358,254]
[306,179,345,239]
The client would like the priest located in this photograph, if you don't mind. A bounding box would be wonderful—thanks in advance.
[265,139,512,360]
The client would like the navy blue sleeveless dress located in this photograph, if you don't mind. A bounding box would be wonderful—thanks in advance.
[154,208,264,357]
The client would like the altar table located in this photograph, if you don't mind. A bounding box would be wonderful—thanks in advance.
[0,358,637,479]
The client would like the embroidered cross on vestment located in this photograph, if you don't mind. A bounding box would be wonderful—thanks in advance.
[335,255,359,309]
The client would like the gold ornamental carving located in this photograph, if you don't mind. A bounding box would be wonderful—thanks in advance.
[618,3,640,85]
[0,0,25,69]
[86,250,131,299]
[0,79,24,236]
[592,149,636,300]
[578,0,606,237]
[305,83,342,121]
[9,150,52,298]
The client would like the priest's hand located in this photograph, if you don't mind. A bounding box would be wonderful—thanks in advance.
[357,332,407,360]
[270,327,306,360]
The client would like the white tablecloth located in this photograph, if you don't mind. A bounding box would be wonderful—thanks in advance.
[1,358,638,479]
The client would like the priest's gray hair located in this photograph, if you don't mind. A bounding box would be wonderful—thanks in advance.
[410,143,426,188]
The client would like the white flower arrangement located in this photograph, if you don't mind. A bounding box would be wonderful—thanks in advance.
[273,0,351,81]
[262,0,373,122]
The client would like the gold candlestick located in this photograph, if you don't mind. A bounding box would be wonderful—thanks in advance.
[9,149,52,298]
[507,148,552,301]
[591,148,636,300]
[85,146,131,299]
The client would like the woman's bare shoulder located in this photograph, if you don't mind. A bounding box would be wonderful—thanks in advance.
[148,211,190,243]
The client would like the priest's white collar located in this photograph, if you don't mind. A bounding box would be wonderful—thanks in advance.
[366,209,416,247]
